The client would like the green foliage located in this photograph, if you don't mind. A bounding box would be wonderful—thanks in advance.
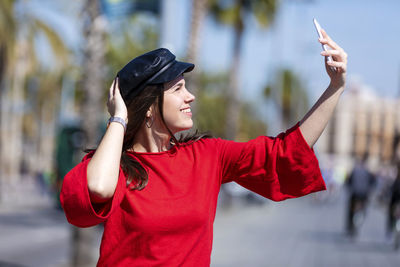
[264,85,272,97]
[196,92,228,137]
[23,70,63,138]
[252,0,278,27]
[105,15,159,81]
[33,19,70,69]
[0,0,16,81]
[103,14,159,102]
[209,1,241,25]
[238,103,267,141]
[0,0,70,78]
[195,71,229,137]
[209,0,278,29]
[264,68,309,127]
[206,0,278,140]
[194,71,268,140]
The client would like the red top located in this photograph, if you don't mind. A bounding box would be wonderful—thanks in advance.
[60,124,325,266]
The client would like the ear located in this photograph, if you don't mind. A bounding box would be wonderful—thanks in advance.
[146,107,153,118]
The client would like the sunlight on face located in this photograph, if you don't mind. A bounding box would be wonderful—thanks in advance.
[162,76,195,134]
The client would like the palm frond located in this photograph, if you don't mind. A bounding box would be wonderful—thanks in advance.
[33,18,70,68]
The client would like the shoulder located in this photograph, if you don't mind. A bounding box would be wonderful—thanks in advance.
[179,137,222,149]
[177,137,235,157]
[82,150,95,161]
[180,137,255,157]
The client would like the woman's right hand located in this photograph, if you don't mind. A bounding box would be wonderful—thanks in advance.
[88,78,126,203]
[107,77,128,122]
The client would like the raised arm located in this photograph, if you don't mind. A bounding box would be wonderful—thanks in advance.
[299,29,348,147]
[87,78,128,203]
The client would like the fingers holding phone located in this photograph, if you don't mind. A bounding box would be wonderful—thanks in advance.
[313,19,347,89]
[313,19,333,63]
[319,29,347,72]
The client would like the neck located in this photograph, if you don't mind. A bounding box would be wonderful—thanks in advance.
[132,123,174,153]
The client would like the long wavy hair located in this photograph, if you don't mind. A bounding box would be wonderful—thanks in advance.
[116,79,211,190]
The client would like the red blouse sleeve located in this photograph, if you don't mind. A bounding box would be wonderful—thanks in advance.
[60,153,127,227]
[219,123,326,201]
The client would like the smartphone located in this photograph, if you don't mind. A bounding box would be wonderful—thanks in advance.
[313,18,333,63]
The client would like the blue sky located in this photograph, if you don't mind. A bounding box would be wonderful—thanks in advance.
[25,0,400,102]
[164,0,400,102]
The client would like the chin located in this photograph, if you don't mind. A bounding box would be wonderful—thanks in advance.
[172,124,193,134]
[179,126,193,132]
[167,118,194,134]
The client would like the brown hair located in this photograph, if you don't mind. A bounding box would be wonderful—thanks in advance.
[119,81,211,190]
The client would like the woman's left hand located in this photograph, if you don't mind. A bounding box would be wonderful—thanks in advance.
[319,29,347,90]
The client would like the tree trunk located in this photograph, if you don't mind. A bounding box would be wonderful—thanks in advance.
[38,97,57,175]
[81,0,107,148]
[225,20,243,140]
[1,39,28,198]
[70,0,107,266]
[0,79,9,203]
[185,0,208,115]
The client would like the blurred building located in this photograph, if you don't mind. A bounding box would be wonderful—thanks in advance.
[316,77,399,176]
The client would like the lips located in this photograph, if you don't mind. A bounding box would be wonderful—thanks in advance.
[180,107,192,117]
[180,107,191,113]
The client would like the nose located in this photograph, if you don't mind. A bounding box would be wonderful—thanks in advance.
[185,87,195,103]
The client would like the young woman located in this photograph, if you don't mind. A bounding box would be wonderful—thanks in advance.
[61,29,347,266]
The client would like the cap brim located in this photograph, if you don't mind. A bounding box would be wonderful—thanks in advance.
[150,60,194,84]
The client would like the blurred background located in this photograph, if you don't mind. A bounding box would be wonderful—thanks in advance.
[1,0,400,266]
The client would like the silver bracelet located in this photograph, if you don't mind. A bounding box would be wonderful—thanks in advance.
[108,117,127,132]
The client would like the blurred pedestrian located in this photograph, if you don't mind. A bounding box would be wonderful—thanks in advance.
[345,154,376,236]
[375,164,395,206]
[387,162,400,237]
[60,28,347,266]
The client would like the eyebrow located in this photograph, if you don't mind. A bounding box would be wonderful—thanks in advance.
[174,82,184,88]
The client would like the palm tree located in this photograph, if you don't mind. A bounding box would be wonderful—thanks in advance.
[0,0,16,83]
[105,15,158,80]
[71,3,162,265]
[81,0,107,148]
[264,68,309,129]
[0,0,68,200]
[0,0,17,199]
[69,1,108,265]
[195,71,267,139]
[185,0,209,115]
[208,0,278,139]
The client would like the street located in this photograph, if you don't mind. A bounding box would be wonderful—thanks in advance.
[212,191,400,267]
[0,189,399,267]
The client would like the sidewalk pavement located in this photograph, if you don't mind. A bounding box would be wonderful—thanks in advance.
[1,183,400,267]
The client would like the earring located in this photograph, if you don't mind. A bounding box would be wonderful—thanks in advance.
[145,116,154,128]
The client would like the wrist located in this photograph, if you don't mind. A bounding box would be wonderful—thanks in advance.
[328,82,345,93]
[107,116,127,132]
[329,76,345,91]
[113,113,128,122]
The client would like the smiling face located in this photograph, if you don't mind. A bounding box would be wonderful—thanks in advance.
[161,75,195,134]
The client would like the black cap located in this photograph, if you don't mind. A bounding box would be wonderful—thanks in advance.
[117,48,194,103]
